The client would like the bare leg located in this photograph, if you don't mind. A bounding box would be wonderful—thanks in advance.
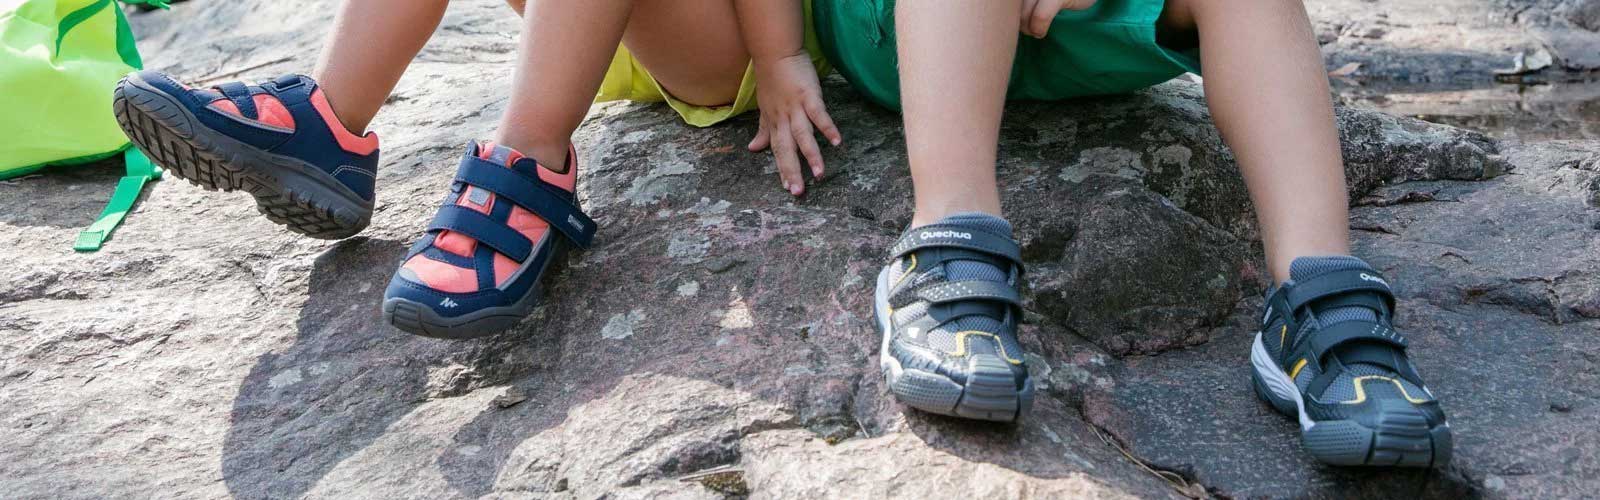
[494,0,749,170]
[312,0,451,134]
[896,1,1020,227]
[1160,0,1351,283]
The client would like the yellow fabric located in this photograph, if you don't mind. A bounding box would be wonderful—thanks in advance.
[595,0,830,128]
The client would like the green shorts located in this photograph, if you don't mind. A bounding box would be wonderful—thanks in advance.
[813,0,1201,110]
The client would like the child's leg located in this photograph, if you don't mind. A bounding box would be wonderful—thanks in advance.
[494,0,750,170]
[876,1,1034,422]
[312,0,452,134]
[895,1,1020,227]
[382,0,751,338]
[1163,1,1453,468]
[1158,0,1350,283]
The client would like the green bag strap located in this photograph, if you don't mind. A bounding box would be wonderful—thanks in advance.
[70,0,170,252]
[74,148,162,251]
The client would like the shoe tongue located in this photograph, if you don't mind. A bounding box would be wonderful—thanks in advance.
[476,141,523,167]
[929,212,1012,333]
[1288,256,1380,326]
[1289,256,1395,374]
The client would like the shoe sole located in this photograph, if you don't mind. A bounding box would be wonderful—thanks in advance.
[1249,333,1453,467]
[874,266,1035,422]
[113,74,372,240]
[383,242,566,340]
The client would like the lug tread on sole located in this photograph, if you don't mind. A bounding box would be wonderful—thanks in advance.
[113,79,365,240]
[886,354,1029,423]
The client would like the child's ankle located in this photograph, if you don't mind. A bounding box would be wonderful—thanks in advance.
[911,208,1004,229]
[495,138,571,173]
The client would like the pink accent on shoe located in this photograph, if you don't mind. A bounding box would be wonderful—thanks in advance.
[208,99,240,117]
[205,95,296,130]
[496,206,550,286]
[419,141,579,291]
[492,254,518,287]
[536,144,579,192]
[399,255,479,294]
[433,185,493,259]
[309,89,379,155]
[254,95,295,130]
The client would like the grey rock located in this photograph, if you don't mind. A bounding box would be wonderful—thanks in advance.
[1571,0,1600,31]
[1310,0,1600,81]
[1,1,1596,499]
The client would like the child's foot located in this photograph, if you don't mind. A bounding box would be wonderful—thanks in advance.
[113,71,379,239]
[383,141,595,339]
[1251,256,1453,467]
[873,213,1034,422]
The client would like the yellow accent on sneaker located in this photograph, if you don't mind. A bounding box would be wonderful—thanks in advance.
[1290,358,1309,380]
[1343,376,1432,405]
[946,330,1024,365]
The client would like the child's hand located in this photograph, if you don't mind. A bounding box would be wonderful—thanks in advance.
[748,52,842,196]
[1020,0,1098,38]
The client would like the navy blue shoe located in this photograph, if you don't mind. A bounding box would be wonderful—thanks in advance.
[382,141,595,339]
[872,213,1035,422]
[114,71,379,239]
[1251,256,1452,467]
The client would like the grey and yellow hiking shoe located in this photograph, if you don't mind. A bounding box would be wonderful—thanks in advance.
[873,213,1034,422]
[1251,256,1452,467]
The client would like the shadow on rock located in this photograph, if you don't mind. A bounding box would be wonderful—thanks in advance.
[0,158,129,229]
[219,237,448,499]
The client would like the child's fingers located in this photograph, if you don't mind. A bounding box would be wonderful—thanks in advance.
[1020,0,1040,36]
[804,98,842,146]
[771,121,804,195]
[790,113,825,178]
[748,125,771,152]
[1028,0,1058,38]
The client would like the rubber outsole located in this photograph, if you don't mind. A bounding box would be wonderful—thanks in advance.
[1250,333,1453,467]
[383,297,530,340]
[383,240,567,340]
[874,266,1034,423]
[113,75,372,240]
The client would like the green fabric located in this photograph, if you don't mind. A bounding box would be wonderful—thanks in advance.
[2,0,163,251]
[1,0,145,175]
[74,147,160,251]
[812,0,1202,111]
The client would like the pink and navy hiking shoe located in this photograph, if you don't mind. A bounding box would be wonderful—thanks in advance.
[113,71,379,239]
[383,141,595,339]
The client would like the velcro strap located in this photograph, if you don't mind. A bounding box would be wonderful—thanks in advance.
[1302,321,1407,364]
[215,81,257,120]
[426,205,533,262]
[1284,269,1395,314]
[890,223,1021,264]
[269,74,305,91]
[454,155,596,248]
[916,280,1022,307]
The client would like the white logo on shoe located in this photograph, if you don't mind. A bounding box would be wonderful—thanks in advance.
[439,298,459,309]
[921,230,972,240]
[1359,273,1389,287]
[567,215,585,232]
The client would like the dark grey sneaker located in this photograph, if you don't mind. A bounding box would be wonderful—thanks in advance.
[1251,256,1453,467]
[873,213,1033,422]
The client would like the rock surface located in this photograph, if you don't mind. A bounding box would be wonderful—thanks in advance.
[1308,0,1600,81]
[2,1,1598,499]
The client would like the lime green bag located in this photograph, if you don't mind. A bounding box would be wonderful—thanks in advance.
[0,0,167,250]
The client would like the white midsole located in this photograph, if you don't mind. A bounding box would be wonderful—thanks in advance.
[874,265,902,379]
[1250,332,1316,432]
